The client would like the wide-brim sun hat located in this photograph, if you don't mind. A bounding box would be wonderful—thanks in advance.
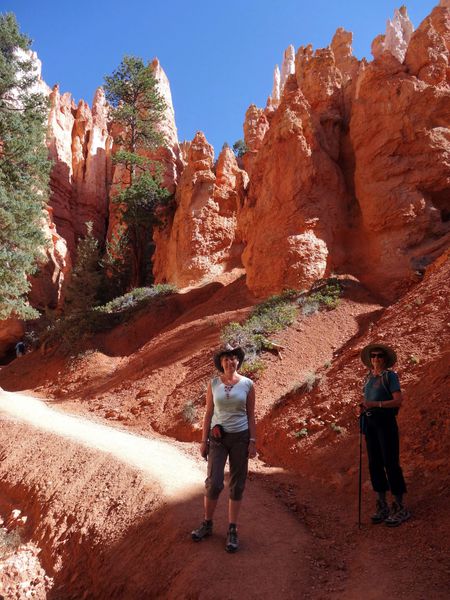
[214,345,245,372]
[361,343,397,369]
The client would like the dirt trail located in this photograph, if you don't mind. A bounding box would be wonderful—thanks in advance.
[0,260,448,598]
[0,391,202,498]
[0,391,312,599]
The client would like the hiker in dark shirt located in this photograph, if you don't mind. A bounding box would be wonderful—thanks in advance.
[15,341,25,357]
[360,343,410,527]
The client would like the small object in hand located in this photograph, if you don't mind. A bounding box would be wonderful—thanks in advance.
[211,424,224,439]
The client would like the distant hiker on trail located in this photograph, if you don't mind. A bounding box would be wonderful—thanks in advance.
[192,345,256,553]
[15,341,25,358]
[360,343,410,527]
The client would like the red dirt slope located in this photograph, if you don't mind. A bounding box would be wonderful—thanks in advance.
[0,254,448,598]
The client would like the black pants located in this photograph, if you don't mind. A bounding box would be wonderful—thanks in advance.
[364,412,407,496]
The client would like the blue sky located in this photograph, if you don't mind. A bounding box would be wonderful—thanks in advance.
[4,0,438,155]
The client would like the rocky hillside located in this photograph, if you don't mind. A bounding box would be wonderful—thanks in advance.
[0,251,448,598]
[0,5,448,596]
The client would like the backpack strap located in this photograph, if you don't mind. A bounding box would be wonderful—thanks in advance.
[381,370,392,399]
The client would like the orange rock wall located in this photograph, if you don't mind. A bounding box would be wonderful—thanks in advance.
[234,4,450,299]
[153,134,248,287]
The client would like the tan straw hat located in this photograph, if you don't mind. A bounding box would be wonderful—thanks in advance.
[360,343,397,369]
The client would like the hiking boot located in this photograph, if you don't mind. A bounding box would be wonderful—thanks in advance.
[226,525,239,553]
[191,520,213,541]
[371,499,390,524]
[385,502,411,527]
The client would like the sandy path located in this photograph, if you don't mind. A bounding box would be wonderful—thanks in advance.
[0,390,203,499]
[0,391,313,598]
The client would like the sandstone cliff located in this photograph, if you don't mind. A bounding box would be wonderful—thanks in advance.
[235,3,449,299]
[3,4,450,360]
[153,133,248,287]
[350,4,450,296]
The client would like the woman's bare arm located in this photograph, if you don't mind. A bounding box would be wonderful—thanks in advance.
[364,390,403,409]
[246,385,257,458]
[199,381,214,457]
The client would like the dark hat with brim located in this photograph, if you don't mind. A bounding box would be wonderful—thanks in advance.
[214,345,245,372]
[361,343,397,369]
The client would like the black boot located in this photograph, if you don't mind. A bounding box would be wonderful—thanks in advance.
[191,519,213,541]
[226,524,239,553]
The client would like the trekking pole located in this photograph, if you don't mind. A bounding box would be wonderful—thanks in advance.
[358,422,362,529]
[358,407,365,529]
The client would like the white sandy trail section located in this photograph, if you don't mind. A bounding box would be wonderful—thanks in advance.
[0,391,204,499]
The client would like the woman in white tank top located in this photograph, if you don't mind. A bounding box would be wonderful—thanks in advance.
[191,345,256,552]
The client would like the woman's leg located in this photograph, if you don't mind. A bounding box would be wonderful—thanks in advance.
[378,417,407,497]
[228,499,242,524]
[228,431,250,522]
[204,439,228,506]
[365,418,389,493]
[204,497,218,520]
[192,440,228,541]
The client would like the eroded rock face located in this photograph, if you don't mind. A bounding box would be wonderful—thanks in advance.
[242,104,270,175]
[239,86,348,296]
[331,28,360,84]
[29,207,72,312]
[148,59,182,193]
[281,45,296,90]
[350,26,450,296]
[234,4,449,300]
[46,85,113,256]
[405,5,450,85]
[385,6,414,63]
[47,85,77,253]
[371,7,414,63]
[71,88,112,245]
[270,45,296,109]
[153,133,247,287]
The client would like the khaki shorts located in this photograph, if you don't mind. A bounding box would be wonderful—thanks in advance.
[205,429,250,501]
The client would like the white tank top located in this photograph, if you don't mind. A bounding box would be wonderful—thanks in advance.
[210,376,253,433]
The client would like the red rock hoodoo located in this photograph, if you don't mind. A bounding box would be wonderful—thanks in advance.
[2,4,449,357]
[153,133,248,287]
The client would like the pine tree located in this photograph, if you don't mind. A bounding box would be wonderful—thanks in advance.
[99,224,130,302]
[64,222,101,317]
[104,56,171,289]
[0,13,51,320]
[232,139,248,159]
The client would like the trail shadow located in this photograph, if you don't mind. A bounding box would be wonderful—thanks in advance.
[39,472,313,599]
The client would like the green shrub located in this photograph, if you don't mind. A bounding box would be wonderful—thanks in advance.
[294,428,308,438]
[240,359,266,379]
[43,283,177,351]
[0,528,22,560]
[232,139,248,158]
[331,423,345,434]
[97,283,177,315]
[220,280,341,375]
[299,300,320,316]
[304,370,320,391]
[308,281,342,309]
[222,290,298,359]
[182,400,197,424]
[251,289,298,317]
